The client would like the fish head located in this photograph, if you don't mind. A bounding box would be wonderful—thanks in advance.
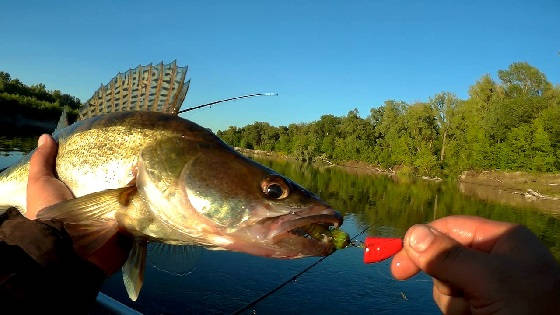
[138,135,344,258]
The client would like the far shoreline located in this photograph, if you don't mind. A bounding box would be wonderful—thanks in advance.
[0,113,58,136]
[236,147,560,218]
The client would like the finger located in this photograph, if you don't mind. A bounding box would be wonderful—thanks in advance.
[433,217,559,271]
[428,215,516,252]
[393,216,515,280]
[390,249,420,280]
[403,224,499,297]
[433,286,470,315]
[433,278,462,297]
[29,134,58,181]
[491,224,559,267]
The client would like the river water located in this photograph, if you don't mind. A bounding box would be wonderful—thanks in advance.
[1,136,559,314]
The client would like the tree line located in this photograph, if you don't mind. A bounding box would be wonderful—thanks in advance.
[217,62,560,177]
[0,71,80,122]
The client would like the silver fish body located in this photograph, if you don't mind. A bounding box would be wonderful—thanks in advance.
[0,62,346,301]
[0,111,345,257]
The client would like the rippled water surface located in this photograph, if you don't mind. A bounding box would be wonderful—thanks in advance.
[1,137,559,314]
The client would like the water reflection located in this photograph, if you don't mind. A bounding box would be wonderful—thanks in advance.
[0,136,36,170]
[0,136,37,153]
[1,137,559,313]
[255,157,560,259]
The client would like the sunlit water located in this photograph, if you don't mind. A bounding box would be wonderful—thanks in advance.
[1,137,559,314]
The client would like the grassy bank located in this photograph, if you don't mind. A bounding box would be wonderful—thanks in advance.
[460,170,560,199]
[458,171,560,217]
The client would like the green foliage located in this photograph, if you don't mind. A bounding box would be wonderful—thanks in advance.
[497,62,552,97]
[531,119,556,172]
[217,62,560,177]
[0,71,81,122]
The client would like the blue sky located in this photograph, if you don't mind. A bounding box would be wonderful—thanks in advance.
[1,0,559,131]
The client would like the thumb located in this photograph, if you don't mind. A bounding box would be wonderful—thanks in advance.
[403,224,499,297]
[27,134,73,219]
[29,134,57,181]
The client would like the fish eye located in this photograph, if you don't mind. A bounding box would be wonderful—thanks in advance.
[266,184,284,199]
[261,175,290,200]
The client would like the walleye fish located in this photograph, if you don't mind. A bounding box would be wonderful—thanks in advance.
[0,61,346,301]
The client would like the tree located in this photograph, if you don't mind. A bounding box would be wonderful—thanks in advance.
[500,124,532,170]
[402,102,439,174]
[0,72,10,91]
[498,62,551,97]
[539,103,560,151]
[430,92,459,163]
[374,100,407,167]
[531,119,556,171]
[0,71,80,123]
[468,74,501,111]
[217,126,242,147]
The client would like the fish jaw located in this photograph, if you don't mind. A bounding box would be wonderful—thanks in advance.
[223,205,343,258]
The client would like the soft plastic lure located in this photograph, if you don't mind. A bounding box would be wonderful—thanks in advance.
[363,237,403,264]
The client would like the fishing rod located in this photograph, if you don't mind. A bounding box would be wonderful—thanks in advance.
[178,92,278,114]
[232,223,374,315]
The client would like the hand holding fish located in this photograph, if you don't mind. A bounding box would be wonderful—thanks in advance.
[26,134,131,275]
[390,216,560,314]
[26,134,74,219]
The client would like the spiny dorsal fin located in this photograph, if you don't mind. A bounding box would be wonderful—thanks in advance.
[54,107,69,131]
[78,60,190,120]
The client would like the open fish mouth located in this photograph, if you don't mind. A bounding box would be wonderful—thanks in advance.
[270,213,342,242]
[260,207,344,256]
[229,206,346,258]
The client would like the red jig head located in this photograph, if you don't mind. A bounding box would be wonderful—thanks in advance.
[363,237,403,264]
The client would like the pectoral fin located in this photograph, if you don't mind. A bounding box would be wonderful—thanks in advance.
[37,186,136,222]
[147,242,202,276]
[123,238,147,301]
[37,187,136,257]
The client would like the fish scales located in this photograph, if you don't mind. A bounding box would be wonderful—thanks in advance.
[0,61,347,301]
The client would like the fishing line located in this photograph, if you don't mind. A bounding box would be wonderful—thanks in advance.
[149,264,196,277]
[231,223,374,315]
[178,93,278,114]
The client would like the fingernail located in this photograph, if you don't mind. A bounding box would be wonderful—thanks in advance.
[38,135,48,147]
[408,225,434,252]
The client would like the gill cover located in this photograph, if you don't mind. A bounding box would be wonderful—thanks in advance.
[138,136,255,229]
[179,145,255,228]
